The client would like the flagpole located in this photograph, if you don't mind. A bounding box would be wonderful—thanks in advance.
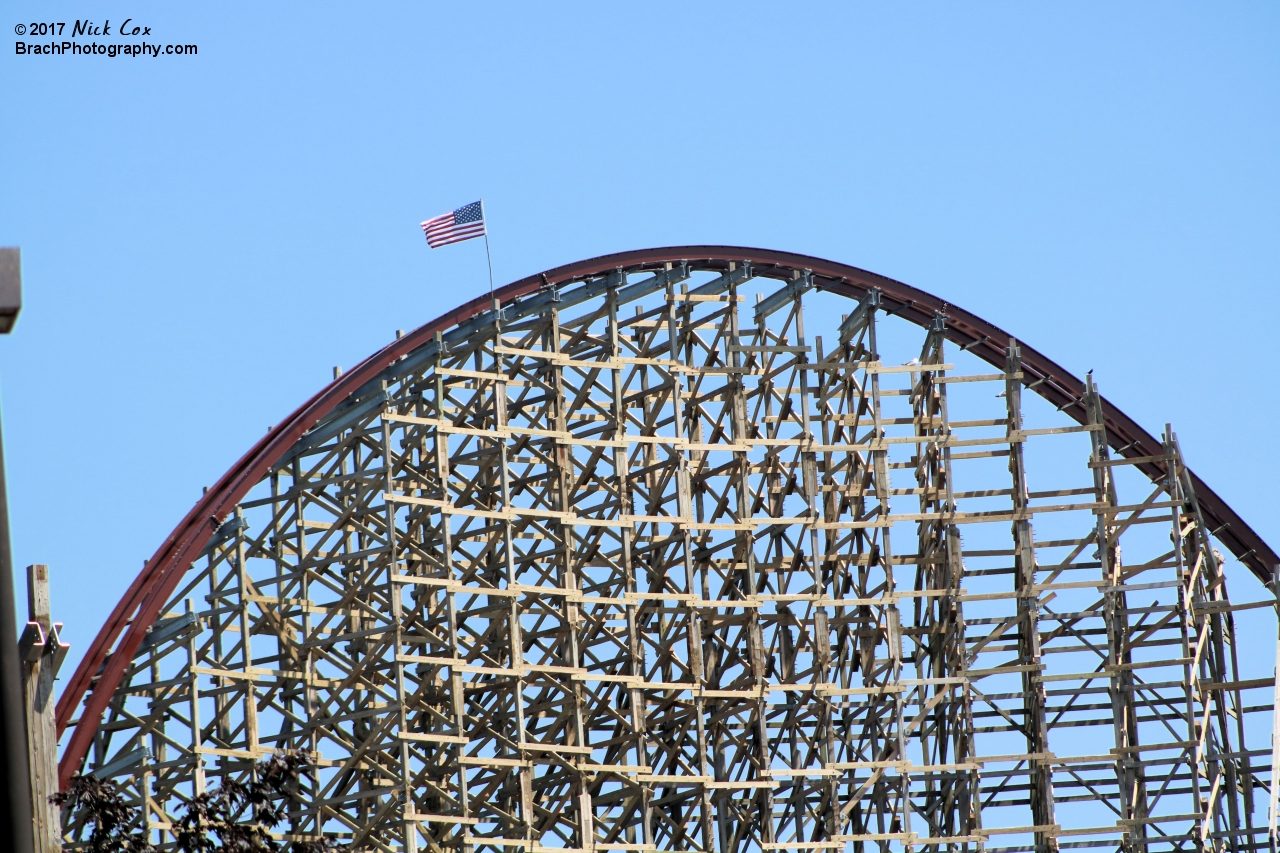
[481,199,496,299]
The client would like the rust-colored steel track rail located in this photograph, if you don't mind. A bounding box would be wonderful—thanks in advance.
[56,245,1276,789]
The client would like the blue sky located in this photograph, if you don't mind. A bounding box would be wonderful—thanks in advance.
[1,3,1277,675]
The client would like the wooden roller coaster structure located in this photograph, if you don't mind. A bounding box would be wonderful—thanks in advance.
[56,248,1280,853]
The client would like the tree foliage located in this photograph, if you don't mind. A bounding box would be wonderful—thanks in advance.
[54,753,343,853]
[52,773,154,853]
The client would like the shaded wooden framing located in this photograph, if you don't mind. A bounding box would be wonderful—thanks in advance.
[62,265,1275,853]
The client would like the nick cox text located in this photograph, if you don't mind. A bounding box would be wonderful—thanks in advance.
[17,19,150,37]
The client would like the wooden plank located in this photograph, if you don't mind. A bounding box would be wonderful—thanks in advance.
[398,731,469,745]
[435,367,507,382]
[405,813,479,825]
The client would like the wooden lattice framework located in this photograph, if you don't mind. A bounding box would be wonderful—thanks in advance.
[60,252,1279,853]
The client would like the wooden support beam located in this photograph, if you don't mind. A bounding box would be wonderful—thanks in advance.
[22,564,63,853]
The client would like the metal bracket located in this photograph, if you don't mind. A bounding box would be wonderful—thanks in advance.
[200,514,251,558]
[18,621,45,663]
[617,261,691,305]
[288,388,394,464]
[690,261,752,301]
[753,269,811,326]
[838,289,880,343]
[90,746,152,780]
[47,623,69,676]
[137,611,201,655]
[22,620,71,673]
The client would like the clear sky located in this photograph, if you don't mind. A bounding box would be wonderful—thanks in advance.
[1,3,1277,680]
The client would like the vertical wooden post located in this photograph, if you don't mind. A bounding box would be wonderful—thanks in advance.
[23,564,60,853]
[1087,378,1149,851]
[1005,342,1057,853]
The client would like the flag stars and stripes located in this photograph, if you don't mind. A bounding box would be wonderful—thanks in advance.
[421,201,486,248]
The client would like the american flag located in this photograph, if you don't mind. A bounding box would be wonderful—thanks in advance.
[421,201,486,248]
